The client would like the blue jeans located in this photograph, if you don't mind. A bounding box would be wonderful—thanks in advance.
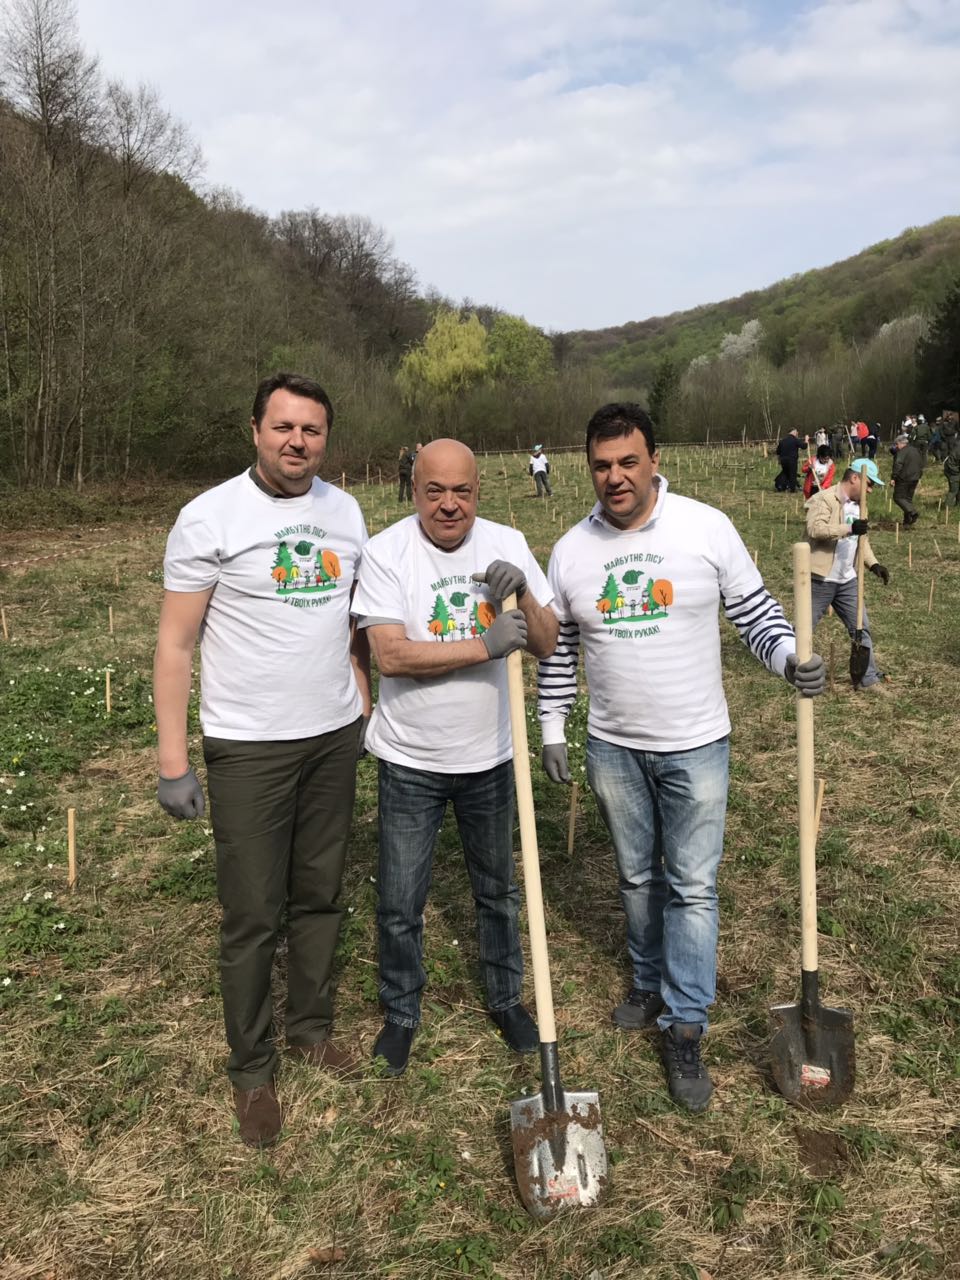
[587,734,729,1031]
[377,759,523,1027]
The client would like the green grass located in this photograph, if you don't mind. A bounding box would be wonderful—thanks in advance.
[1,445,958,1278]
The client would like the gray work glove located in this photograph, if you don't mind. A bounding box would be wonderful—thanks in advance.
[480,609,528,659]
[472,560,526,601]
[784,653,827,698]
[357,714,371,759]
[158,767,205,819]
[542,743,571,784]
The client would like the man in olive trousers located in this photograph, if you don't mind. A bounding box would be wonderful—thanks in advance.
[154,372,370,1147]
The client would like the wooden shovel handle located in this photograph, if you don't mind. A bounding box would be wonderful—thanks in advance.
[504,592,557,1044]
[855,467,868,632]
[793,544,819,974]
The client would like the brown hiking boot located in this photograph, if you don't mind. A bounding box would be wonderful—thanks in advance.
[286,1038,359,1077]
[232,1080,281,1147]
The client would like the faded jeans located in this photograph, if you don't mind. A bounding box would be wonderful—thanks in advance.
[587,734,729,1031]
[376,759,523,1027]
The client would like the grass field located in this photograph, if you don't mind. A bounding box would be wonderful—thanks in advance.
[1,445,958,1280]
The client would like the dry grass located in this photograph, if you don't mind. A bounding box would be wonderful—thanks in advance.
[1,446,958,1279]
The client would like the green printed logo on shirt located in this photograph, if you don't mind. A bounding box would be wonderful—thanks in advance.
[426,588,493,640]
[270,526,341,606]
[596,567,674,632]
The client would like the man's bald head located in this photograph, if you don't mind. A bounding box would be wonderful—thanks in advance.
[413,438,480,550]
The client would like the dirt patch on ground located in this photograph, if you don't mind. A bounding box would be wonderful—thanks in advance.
[794,1126,850,1176]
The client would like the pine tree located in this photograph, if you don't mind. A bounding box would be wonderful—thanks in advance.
[429,594,452,639]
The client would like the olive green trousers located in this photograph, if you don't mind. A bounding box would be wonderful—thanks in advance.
[203,718,360,1088]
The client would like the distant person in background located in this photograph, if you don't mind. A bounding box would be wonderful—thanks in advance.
[805,458,889,690]
[910,414,931,465]
[830,423,849,460]
[775,428,803,492]
[802,445,835,499]
[855,420,870,457]
[814,427,830,450]
[529,444,553,497]
[864,423,879,460]
[397,445,414,503]
[943,434,960,508]
[892,432,924,526]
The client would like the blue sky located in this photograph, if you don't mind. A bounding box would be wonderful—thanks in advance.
[75,0,960,330]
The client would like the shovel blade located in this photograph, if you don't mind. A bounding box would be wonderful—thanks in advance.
[769,1001,856,1108]
[849,635,870,686]
[510,1089,608,1219]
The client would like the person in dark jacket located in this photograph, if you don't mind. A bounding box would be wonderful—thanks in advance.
[397,446,415,503]
[892,433,924,526]
[775,429,803,492]
[944,436,960,508]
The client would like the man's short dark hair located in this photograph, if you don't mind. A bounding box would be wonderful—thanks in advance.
[841,467,856,483]
[252,372,335,430]
[585,403,657,457]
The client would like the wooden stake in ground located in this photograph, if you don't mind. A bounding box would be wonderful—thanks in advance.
[1,605,7,641]
[895,522,899,545]
[928,579,935,614]
[934,538,943,559]
[67,808,77,891]
[908,542,913,570]
[105,670,112,716]
[108,605,114,636]
[566,782,579,857]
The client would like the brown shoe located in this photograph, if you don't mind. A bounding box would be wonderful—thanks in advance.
[286,1038,359,1077]
[232,1081,281,1147]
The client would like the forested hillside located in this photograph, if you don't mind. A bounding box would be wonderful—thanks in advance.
[570,217,960,388]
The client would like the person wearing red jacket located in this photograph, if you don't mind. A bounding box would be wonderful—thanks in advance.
[802,445,836,499]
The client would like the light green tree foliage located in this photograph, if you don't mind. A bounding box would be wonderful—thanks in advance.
[396,310,490,410]
[487,314,554,385]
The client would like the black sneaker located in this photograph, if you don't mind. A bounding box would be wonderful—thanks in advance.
[489,1004,539,1054]
[373,1022,415,1076]
[659,1023,714,1113]
[612,987,665,1030]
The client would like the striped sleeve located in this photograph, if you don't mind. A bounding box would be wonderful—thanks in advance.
[537,619,581,745]
[721,583,795,675]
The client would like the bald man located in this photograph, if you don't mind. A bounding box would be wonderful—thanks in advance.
[352,440,558,1074]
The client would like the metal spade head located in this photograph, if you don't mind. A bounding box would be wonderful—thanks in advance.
[850,634,870,686]
[510,1089,608,1219]
[769,1001,856,1108]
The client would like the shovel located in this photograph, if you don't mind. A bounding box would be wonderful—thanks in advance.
[502,591,608,1218]
[769,544,855,1108]
[850,469,870,687]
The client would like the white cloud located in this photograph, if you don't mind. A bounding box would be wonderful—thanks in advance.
[73,0,960,329]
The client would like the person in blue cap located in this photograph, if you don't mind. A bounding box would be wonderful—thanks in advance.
[804,457,890,688]
[528,444,552,497]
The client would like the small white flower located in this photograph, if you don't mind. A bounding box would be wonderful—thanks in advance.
[22,891,32,902]
[13,860,22,868]
[1,977,11,987]
[52,992,63,1001]
[451,939,459,947]
[46,862,53,870]
[17,771,24,777]
[347,906,355,914]
[54,922,66,932]
[43,891,53,901]
[20,805,26,811]
[36,844,45,853]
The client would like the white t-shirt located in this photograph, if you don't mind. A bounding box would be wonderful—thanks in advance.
[542,482,793,753]
[352,515,552,772]
[530,453,549,475]
[163,471,367,740]
[824,497,860,583]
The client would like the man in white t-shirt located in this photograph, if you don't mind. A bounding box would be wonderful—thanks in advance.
[805,457,890,688]
[537,403,826,1113]
[154,372,371,1147]
[352,439,558,1076]
[529,444,552,497]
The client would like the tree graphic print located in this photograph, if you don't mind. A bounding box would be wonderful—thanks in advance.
[271,541,294,590]
[596,572,620,618]
[428,594,452,639]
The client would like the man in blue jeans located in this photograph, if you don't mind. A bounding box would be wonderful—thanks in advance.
[537,404,827,1112]
[352,439,558,1075]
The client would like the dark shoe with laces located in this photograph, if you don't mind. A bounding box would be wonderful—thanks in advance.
[659,1023,714,1113]
[232,1080,282,1147]
[489,1003,539,1054]
[612,987,665,1030]
[373,1022,415,1076]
